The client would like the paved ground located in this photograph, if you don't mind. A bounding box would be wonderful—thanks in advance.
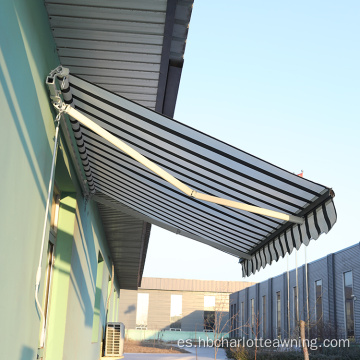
[123,346,227,360]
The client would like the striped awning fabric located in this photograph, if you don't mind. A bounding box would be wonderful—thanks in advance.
[61,74,337,277]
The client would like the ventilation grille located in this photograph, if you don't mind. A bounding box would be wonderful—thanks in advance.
[105,322,124,357]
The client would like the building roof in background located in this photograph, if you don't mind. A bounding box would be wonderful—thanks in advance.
[140,277,257,293]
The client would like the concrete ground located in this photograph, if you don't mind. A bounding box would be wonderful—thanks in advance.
[123,346,227,360]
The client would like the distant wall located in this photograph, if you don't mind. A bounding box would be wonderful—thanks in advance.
[125,329,227,342]
[230,244,360,342]
[119,288,233,333]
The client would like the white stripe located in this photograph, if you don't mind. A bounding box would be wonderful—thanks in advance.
[307,212,319,240]
[326,199,337,227]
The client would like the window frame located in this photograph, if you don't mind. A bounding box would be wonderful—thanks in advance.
[276,291,281,339]
[343,271,355,339]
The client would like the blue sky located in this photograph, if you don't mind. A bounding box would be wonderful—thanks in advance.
[143,1,360,282]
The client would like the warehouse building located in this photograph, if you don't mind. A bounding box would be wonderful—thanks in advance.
[230,243,360,343]
[119,277,256,340]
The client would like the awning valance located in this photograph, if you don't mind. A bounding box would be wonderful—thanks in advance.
[48,71,337,276]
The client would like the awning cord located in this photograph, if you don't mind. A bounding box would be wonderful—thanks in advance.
[35,112,61,347]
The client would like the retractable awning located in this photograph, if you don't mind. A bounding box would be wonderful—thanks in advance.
[48,70,336,277]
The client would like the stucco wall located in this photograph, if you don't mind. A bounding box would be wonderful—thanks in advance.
[0,0,60,359]
[0,1,116,359]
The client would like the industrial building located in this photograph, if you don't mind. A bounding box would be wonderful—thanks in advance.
[119,278,255,340]
[229,243,360,343]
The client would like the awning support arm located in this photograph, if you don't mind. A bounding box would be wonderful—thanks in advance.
[54,103,303,225]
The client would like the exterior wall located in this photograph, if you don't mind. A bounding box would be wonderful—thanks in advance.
[182,291,206,331]
[333,244,360,341]
[307,257,329,332]
[0,1,117,359]
[119,289,138,329]
[0,0,60,359]
[230,243,360,342]
[58,194,113,360]
[119,285,239,335]
[288,265,305,336]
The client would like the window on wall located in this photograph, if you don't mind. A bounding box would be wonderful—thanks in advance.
[136,293,149,329]
[241,302,245,337]
[251,298,255,338]
[230,302,238,338]
[293,286,299,329]
[230,304,234,337]
[276,292,281,339]
[262,296,266,338]
[92,252,104,342]
[204,295,215,331]
[234,303,238,337]
[315,279,323,339]
[344,271,354,339]
[170,294,182,330]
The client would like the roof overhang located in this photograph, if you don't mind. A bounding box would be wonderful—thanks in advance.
[45,0,192,116]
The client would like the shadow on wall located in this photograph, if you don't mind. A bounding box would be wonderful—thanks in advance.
[0,0,58,202]
[67,207,98,328]
[125,305,136,314]
[20,346,34,360]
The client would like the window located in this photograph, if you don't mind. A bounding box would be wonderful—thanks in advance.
[204,295,215,331]
[136,293,149,329]
[262,296,266,338]
[293,286,299,328]
[170,294,182,329]
[204,311,215,331]
[344,271,354,339]
[276,292,281,339]
[230,304,234,337]
[241,302,245,337]
[230,303,238,337]
[234,303,238,337]
[251,298,255,338]
[92,252,104,342]
[315,280,323,339]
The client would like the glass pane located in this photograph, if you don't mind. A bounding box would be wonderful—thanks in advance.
[344,272,354,338]
[293,287,298,324]
[277,292,281,338]
[262,296,266,338]
[136,293,149,327]
[204,311,215,330]
[251,299,255,337]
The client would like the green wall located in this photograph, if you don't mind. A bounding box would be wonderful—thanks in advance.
[0,1,115,359]
[0,0,59,359]
[45,194,77,360]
